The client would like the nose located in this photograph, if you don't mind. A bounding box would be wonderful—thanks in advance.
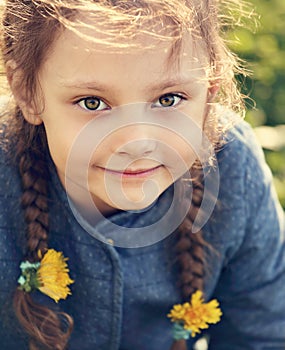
[114,125,157,159]
[117,137,157,158]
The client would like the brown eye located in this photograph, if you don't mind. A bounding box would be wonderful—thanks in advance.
[78,97,108,111]
[84,97,100,110]
[154,94,185,108]
[159,95,175,107]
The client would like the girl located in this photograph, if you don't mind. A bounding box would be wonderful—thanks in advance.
[0,0,285,349]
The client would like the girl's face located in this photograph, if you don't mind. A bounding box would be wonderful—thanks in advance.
[34,24,211,216]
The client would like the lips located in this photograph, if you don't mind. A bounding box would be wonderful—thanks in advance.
[98,165,162,178]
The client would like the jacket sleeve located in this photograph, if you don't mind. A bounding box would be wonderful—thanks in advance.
[207,122,285,349]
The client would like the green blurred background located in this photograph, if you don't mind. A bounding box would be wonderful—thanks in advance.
[227,0,285,209]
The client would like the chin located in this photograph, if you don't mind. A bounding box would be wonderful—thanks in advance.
[114,193,160,212]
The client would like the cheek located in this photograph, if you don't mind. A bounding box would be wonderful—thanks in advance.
[158,122,202,163]
[163,136,198,177]
[43,120,78,172]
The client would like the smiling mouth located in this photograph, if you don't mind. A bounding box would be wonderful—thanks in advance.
[98,165,162,178]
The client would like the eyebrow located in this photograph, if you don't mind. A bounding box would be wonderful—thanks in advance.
[60,77,196,92]
[145,78,196,91]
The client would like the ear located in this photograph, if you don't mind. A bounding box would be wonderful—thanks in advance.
[5,60,43,125]
[207,81,220,102]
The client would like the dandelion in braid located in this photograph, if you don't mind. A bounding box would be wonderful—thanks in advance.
[0,0,259,349]
[11,111,73,349]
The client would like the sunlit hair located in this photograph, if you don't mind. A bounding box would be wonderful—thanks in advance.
[0,0,254,349]
[1,0,254,116]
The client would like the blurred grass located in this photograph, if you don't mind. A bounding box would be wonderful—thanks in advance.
[227,0,285,209]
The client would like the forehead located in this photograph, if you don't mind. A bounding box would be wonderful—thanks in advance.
[40,16,209,86]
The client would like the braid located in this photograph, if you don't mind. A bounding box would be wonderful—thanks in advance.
[12,108,73,349]
[170,170,207,350]
[19,146,49,260]
[175,174,205,299]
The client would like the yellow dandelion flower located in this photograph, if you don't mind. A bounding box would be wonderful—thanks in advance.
[167,290,222,338]
[37,249,74,303]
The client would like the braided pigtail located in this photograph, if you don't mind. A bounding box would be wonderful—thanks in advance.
[170,170,208,350]
[12,108,73,349]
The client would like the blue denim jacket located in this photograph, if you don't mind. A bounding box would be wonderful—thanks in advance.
[0,121,285,349]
